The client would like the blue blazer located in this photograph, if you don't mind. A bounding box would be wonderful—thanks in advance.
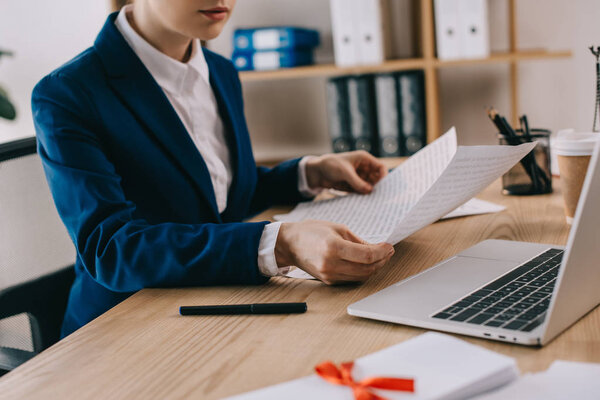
[32,13,307,337]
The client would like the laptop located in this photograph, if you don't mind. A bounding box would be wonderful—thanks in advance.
[348,140,600,346]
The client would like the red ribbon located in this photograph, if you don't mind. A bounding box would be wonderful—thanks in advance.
[315,361,415,400]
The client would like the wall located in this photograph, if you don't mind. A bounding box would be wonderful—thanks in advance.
[0,0,108,143]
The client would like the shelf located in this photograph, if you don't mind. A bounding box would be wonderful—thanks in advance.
[239,50,571,82]
[435,49,572,68]
[239,58,426,82]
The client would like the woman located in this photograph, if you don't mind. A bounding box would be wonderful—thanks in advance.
[32,0,394,337]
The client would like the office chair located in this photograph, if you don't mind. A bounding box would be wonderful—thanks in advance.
[0,137,75,375]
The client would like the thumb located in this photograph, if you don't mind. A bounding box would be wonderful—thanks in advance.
[343,165,373,194]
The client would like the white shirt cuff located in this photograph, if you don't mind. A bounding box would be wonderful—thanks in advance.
[298,156,323,198]
[258,157,322,277]
[257,222,290,277]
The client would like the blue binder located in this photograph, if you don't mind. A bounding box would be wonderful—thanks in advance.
[232,49,314,71]
[233,27,320,52]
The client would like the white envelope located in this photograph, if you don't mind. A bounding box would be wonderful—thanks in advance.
[227,332,518,400]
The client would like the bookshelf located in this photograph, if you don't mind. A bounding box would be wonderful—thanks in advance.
[109,0,571,159]
[237,0,571,147]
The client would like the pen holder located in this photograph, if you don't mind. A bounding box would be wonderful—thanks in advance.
[499,129,553,195]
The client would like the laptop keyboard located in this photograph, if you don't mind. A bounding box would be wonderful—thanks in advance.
[432,248,563,332]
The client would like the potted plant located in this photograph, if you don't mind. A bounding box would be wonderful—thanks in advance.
[0,49,16,120]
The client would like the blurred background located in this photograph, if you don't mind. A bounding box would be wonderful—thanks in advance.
[0,0,598,162]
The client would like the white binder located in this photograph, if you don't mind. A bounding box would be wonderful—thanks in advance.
[355,0,389,65]
[434,0,462,60]
[459,0,490,59]
[330,0,359,66]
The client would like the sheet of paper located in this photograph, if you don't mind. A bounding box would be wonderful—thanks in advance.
[284,267,316,280]
[385,143,534,244]
[473,360,600,400]
[276,128,458,243]
[440,198,505,220]
[226,332,518,400]
[278,197,504,224]
[277,128,533,244]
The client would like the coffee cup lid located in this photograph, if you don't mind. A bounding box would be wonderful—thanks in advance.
[554,130,600,156]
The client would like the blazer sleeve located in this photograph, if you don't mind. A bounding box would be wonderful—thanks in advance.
[248,159,309,215]
[32,73,269,293]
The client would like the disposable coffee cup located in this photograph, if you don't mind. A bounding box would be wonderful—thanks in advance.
[554,130,600,224]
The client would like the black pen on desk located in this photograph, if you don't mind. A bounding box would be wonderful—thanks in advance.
[179,302,307,316]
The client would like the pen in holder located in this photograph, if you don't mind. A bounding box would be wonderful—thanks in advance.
[498,129,552,195]
[487,108,552,195]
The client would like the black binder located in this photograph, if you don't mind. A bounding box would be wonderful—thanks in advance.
[347,75,378,155]
[374,73,403,157]
[325,77,353,153]
[397,70,426,155]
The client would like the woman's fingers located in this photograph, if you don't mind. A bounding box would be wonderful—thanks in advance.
[335,239,394,264]
[336,226,367,244]
[354,151,388,185]
[342,164,373,193]
[319,256,391,285]
[277,220,394,286]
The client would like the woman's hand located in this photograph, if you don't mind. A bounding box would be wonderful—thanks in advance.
[275,220,394,285]
[304,151,388,194]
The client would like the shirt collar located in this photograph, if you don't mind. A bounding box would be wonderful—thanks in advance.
[115,5,210,94]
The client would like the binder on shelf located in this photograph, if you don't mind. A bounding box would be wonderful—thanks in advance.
[397,70,426,155]
[434,0,461,60]
[233,27,320,53]
[329,0,359,66]
[355,0,391,65]
[458,0,490,59]
[325,77,353,153]
[374,74,402,157]
[434,0,490,60]
[232,49,314,71]
[347,75,378,155]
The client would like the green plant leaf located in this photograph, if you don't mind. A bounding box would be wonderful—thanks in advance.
[0,85,16,120]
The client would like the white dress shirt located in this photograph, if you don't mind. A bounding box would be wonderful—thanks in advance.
[115,7,319,277]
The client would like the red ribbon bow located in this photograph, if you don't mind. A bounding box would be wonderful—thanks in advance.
[315,360,415,400]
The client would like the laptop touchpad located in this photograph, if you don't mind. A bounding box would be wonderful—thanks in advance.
[382,256,518,318]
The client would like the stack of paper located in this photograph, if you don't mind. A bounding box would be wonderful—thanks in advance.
[473,360,600,399]
[226,332,519,399]
[276,127,534,245]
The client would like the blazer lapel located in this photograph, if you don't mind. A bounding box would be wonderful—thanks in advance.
[94,13,221,220]
[204,51,244,221]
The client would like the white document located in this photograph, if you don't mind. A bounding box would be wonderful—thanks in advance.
[277,127,535,245]
[434,0,461,60]
[473,360,600,400]
[330,0,359,66]
[356,0,387,65]
[441,198,505,220]
[226,332,518,400]
[458,0,490,59]
[284,267,316,280]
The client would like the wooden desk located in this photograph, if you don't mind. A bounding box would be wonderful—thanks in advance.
[1,179,598,399]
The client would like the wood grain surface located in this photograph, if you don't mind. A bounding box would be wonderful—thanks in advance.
[0,174,598,400]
